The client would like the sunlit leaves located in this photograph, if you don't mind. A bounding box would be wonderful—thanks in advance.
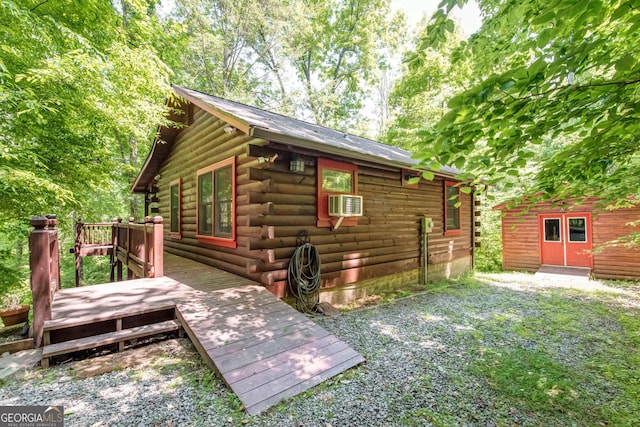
[410,0,640,207]
[0,0,171,226]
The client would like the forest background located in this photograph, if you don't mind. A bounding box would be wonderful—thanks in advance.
[1,0,638,303]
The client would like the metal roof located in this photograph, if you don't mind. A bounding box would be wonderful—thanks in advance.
[132,85,459,193]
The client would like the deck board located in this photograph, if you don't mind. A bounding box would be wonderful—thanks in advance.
[223,334,343,384]
[46,253,365,415]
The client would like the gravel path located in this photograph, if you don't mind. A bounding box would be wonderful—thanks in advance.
[1,273,637,426]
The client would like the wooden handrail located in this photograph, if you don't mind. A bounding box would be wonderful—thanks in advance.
[31,215,165,346]
[73,216,164,286]
[113,216,164,279]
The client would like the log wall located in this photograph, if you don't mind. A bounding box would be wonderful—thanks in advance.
[498,200,640,280]
[155,106,265,281]
[156,105,475,297]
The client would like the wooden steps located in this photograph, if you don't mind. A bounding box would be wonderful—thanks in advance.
[41,304,181,368]
[42,320,180,367]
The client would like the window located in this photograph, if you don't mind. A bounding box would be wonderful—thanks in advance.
[196,157,236,247]
[169,178,181,238]
[317,158,358,227]
[568,217,587,242]
[402,169,420,188]
[444,181,461,236]
[323,169,353,192]
[544,218,561,242]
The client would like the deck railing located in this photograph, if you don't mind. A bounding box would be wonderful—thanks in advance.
[74,221,114,286]
[113,217,164,280]
[76,221,113,251]
[30,215,61,347]
[73,216,164,285]
[30,215,164,347]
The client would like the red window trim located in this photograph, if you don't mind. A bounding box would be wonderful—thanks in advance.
[444,180,461,236]
[317,158,359,228]
[169,178,182,239]
[196,157,237,248]
[402,168,420,188]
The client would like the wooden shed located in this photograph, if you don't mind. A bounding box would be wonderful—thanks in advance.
[494,197,640,280]
[132,85,478,302]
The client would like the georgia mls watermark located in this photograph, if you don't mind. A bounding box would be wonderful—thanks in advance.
[0,406,63,427]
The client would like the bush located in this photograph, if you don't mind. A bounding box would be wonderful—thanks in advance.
[475,197,503,272]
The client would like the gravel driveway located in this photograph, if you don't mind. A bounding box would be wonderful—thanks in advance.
[1,272,638,426]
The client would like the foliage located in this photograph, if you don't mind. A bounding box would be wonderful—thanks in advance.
[383,22,470,150]
[417,0,640,209]
[1,1,170,224]
[0,0,173,290]
[290,0,406,130]
[473,194,503,272]
[171,0,407,131]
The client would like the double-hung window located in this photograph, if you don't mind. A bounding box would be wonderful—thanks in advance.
[444,180,461,236]
[196,157,236,247]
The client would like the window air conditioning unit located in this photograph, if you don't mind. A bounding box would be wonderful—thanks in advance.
[329,194,363,217]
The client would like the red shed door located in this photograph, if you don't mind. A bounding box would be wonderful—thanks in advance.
[540,215,564,265]
[539,213,592,268]
[565,213,592,268]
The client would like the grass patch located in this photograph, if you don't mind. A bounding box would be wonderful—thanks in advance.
[425,274,484,297]
[402,407,457,427]
[466,279,640,426]
[473,347,589,423]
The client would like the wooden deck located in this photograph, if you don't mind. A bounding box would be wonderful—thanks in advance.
[45,254,364,415]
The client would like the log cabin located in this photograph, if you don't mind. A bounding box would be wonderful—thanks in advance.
[132,85,479,303]
[494,197,640,280]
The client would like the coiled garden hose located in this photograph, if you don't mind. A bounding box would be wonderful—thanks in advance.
[287,243,321,313]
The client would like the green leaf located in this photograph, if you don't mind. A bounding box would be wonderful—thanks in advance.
[615,54,634,72]
[500,79,516,91]
[536,29,552,48]
[445,18,455,33]
[532,10,556,26]
[422,171,435,181]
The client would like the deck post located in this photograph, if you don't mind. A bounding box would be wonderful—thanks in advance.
[127,217,134,280]
[74,219,82,287]
[151,216,164,277]
[143,216,150,278]
[29,215,60,348]
[110,218,117,282]
[115,218,123,281]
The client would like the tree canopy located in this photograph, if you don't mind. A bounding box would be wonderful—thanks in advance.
[0,0,171,224]
[171,0,406,132]
[415,0,640,206]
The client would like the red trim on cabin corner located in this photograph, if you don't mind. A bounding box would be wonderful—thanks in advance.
[195,157,237,248]
[444,180,462,236]
[317,158,359,228]
[169,178,182,239]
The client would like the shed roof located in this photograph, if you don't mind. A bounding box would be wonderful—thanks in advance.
[132,85,459,193]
